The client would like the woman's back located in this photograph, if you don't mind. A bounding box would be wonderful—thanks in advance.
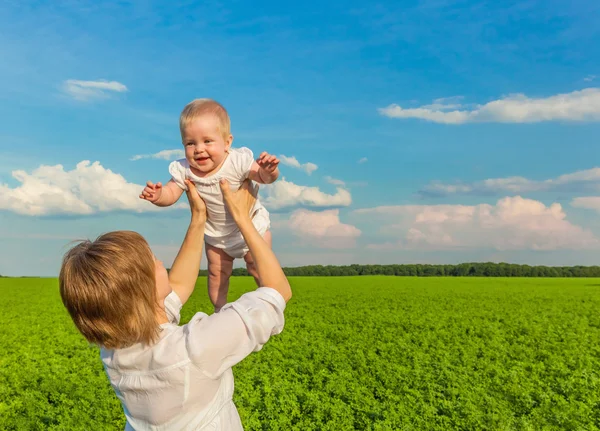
[101,287,286,430]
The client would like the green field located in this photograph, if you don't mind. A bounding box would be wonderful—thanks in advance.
[1,276,599,430]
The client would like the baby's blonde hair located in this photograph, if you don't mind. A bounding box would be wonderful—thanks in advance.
[179,98,231,139]
[59,231,161,349]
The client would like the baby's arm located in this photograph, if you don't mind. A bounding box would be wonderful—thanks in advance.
[248,152,280,184]
[140,179,184,207]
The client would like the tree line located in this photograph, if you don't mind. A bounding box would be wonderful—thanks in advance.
[191,262,600,277]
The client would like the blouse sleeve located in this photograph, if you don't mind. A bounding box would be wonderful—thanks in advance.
[168,159,189,190]
[164,291,183,324]
[185,287,286,378]
[229,147,256,181]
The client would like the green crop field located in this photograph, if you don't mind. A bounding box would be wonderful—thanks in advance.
[1,276,599,430]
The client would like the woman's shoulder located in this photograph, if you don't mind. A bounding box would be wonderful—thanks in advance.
[164,290,184,324]
[184,288,287,337]
[178,288,286,378]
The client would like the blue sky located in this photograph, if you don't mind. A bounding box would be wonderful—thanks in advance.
[1,0,600,276]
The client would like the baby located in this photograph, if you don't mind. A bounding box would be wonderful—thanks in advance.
[140,98,280,312]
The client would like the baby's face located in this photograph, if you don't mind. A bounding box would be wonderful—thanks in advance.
[182,114,232,177]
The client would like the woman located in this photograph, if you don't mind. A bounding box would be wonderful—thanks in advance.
[59,178,292,430]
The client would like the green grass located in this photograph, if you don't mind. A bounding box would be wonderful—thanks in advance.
[1,277,599,430]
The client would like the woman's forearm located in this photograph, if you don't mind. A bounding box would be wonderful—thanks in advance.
[236,217,291,302]
[168,216,206,304]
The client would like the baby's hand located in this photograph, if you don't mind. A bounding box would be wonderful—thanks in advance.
[140,181,163,203]
[256,152,279,174]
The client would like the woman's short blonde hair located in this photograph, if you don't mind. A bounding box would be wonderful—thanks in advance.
[179,98,231,138]
[59,231,161,349]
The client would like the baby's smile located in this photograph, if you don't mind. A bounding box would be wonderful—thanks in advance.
[195,156,210,163]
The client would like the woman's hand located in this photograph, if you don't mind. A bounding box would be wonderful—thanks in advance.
[184,179,207,222]
[219,178,292,303]
[220,179,257,223]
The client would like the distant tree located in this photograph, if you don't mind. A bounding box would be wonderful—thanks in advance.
[168,262,600,278]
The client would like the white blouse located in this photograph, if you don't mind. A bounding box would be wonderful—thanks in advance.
[101,287,286,430]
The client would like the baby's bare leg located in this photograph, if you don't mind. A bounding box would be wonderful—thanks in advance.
[243,230,272,286]
[206,244,234,312]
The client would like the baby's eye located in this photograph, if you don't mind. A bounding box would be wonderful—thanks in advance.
[204,140,212,144]
[186,142,194,146]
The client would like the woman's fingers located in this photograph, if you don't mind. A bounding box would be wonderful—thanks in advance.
[220,178,231,195]
[184,179,206,214]
[220,179,256,219]
[185,180,198,201]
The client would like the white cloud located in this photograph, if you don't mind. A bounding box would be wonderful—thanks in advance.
[285,209,361,248]
[421,96,465,111]
[0,161,186,216]
[131,149,185,161]
[355,196,599,251]
[279,155,318,175]
[325,176,346,187]
[62,79,128,101]
[358,157,368,164]
[584,75,596,82]
[571,196,600,213]
[421,167,600,197]
[261,178,351,210]
[379,88,600,124]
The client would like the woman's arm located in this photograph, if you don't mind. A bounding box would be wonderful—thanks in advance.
[182,180,289,378]
[168,179,207,304]
[220,179,291,302]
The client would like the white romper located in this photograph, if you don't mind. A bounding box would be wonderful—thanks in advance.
[169,147,271,258]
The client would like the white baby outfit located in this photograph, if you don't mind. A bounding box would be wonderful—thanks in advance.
[169,147,270,258]
[101,287,286,430]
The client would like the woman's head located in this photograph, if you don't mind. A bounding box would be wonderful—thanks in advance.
[59,231,167,349]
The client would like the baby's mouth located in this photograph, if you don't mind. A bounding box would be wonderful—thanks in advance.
[195,156,210,163]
